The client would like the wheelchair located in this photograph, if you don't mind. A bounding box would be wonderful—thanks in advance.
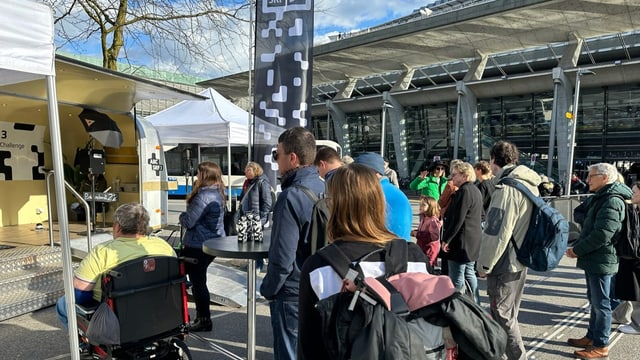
[76,256,192,359]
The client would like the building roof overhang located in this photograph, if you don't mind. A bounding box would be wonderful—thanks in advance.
[198,0,640,101]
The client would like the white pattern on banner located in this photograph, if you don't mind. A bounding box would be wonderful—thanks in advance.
[0,121,46,181]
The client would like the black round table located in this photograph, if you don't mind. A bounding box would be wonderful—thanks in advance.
[202,234,270,360]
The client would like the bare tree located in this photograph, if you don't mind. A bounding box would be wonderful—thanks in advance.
[43,0,251,74]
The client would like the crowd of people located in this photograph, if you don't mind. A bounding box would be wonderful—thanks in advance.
[57,127,640,360]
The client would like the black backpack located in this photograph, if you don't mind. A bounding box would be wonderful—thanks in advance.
[575,194,639,259]
[612,195,640,259]
[295,185,330,255]
[315,240,444,360]
[315,240,507,360]
[499,178,569,272]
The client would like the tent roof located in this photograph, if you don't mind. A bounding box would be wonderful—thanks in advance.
[147,88,250,146]
[0,55,204,114]
[0,0,55,86]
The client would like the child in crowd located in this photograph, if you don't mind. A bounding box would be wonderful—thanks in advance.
[411,196,442,268]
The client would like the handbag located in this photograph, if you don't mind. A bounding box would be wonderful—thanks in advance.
[86,302,121,345]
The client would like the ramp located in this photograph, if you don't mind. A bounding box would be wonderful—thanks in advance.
[205,261,252,308]
[0,246,65,321]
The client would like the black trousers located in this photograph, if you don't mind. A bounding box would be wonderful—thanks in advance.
[181,246,215,318]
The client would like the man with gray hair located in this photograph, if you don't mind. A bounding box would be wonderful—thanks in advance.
[565,163,632,360]
[56,203,176,329]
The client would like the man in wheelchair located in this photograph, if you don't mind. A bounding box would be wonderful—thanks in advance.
[56,203,191,359]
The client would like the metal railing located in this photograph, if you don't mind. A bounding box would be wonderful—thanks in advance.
[543,193,592,243]
[45,170,92,251]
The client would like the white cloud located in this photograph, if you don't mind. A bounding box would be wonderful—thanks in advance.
[314,0,427,33]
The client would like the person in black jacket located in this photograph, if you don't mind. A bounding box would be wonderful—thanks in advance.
[179,161,225,332]
[298,164,429,359]
[441,161,483,304]
[259,127,325,360]
[238,161,273,228]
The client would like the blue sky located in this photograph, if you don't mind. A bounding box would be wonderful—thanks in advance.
[51,0,431,79]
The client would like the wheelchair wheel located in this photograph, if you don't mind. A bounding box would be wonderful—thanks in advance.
[167,338,192,360]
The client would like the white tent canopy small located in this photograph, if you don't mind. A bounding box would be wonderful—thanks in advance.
[148,88,283,199]
[0,0,79,357]
[148,88,250,146]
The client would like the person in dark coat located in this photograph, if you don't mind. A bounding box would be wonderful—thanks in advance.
[474,160,496,221]
[238,161,273,228]
[441,161,483,304]
[179,161,226,332]
[259,127,325,360]
[614,181,640,335]
[566,163,632,359]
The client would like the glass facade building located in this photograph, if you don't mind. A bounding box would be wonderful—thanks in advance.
[310,30,640,184]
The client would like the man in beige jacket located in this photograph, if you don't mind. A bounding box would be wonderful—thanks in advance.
[476,141,541,360]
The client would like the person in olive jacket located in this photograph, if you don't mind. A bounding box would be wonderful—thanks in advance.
[566,162,632,360]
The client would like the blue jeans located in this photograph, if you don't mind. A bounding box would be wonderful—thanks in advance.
[448,260,480,305]
[610,275,621,310]
[56,296,69,328]
[585,272,613,347]
[269,299,298,360]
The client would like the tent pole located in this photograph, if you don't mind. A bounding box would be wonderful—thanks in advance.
[247,0,255,161]
[228,127,233,211]
[47,75,80,360]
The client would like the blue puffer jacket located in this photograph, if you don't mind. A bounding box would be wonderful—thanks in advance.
[259,166,325,300]
[179,185,225,249]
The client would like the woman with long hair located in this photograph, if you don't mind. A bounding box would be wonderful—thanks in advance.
[298,163,429,358]
[179,161,226,332]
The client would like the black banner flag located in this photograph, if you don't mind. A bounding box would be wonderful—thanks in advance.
[253,0,314,189]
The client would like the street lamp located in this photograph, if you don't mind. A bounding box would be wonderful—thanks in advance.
[380,102,393,157]
[565,68,595,195]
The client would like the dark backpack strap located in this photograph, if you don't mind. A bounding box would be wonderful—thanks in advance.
[498,177,544,252]
[294,184,318,202]
[318,243,386,280]
[294,184,328,254]
[378,240,411,315]
[383,239,409,276]
[317,243,353,279]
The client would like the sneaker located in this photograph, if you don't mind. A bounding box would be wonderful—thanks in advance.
[574,346,608,359]
[619,324,640,335]
[567,336,593,348]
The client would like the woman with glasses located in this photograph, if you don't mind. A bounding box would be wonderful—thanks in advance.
[409,161,448,200]
[238,161,274,228]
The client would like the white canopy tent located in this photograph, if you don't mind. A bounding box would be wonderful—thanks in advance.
[148,88,250,146]
[0,0,79,358]
[148,88,283,198]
